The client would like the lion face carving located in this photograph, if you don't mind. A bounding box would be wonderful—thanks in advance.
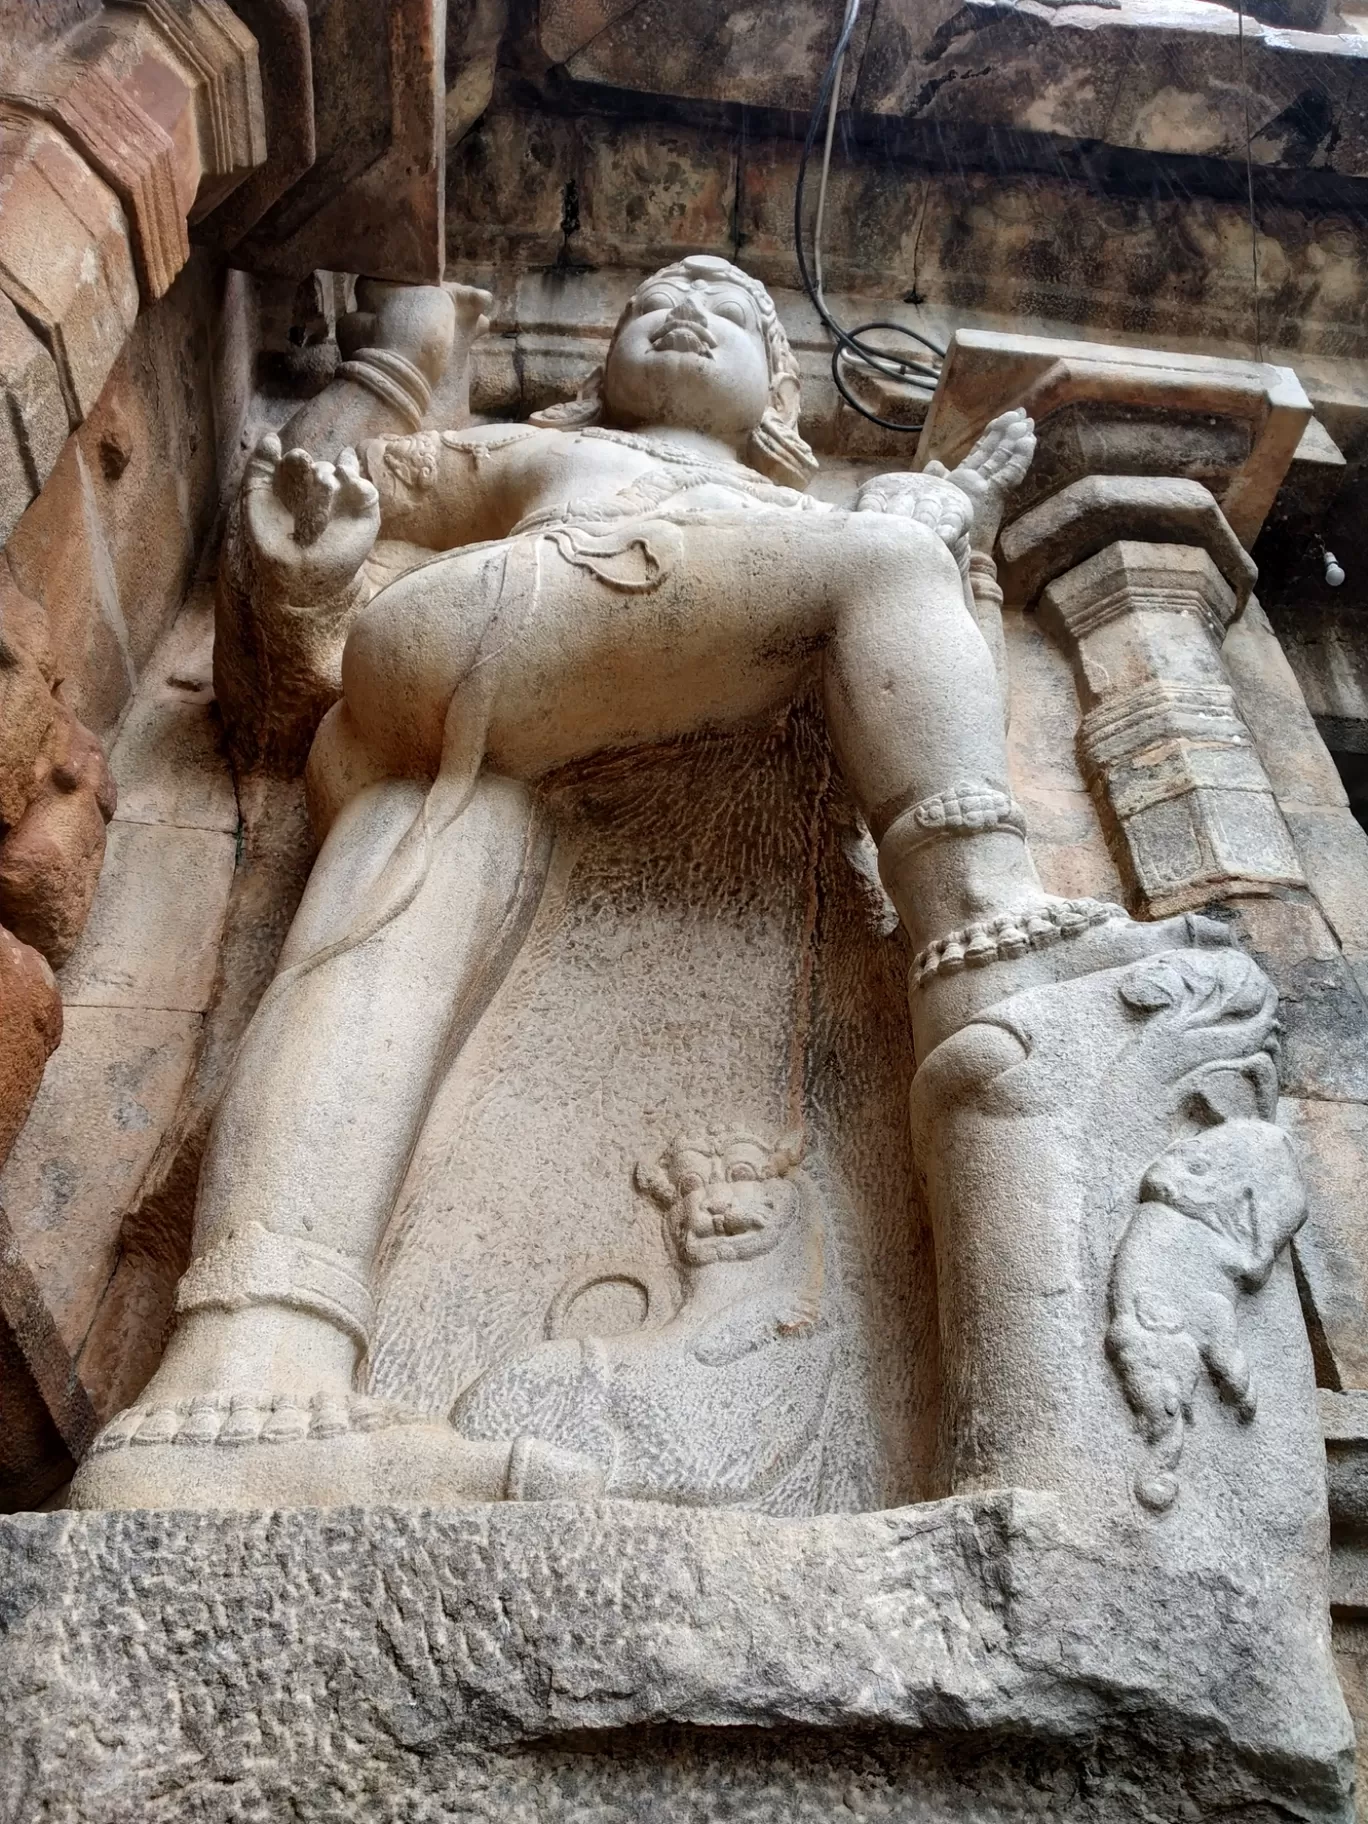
[635,1129,806,1269]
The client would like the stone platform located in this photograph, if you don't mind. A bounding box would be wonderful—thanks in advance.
[0,1492,1351,1822]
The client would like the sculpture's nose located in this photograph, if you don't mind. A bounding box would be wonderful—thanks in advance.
[669,295,710,327]
[650,295,718,353]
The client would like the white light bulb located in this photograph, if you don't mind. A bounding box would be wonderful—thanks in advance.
[1324,551,1346,588]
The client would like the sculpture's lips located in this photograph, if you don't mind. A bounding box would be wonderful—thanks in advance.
[650,322,716,358]
[695,1207,765,1237]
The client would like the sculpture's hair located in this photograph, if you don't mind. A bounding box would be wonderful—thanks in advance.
[530,256,818,492]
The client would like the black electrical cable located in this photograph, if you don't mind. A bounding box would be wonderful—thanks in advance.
[793,3,946,430]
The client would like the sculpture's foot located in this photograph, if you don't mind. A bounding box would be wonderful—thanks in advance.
[67,1392,605,1511]
[910,896,1234,1058]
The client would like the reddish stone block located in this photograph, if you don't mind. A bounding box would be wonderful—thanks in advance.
[0,290,67,541]
[0,926,61,1168]
[0,106,138,425]
[44,61,188,300]
[0,700,116,969]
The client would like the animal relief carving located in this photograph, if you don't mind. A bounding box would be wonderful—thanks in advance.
[1107,1117,1307,1512]
[452,1130,872,1513]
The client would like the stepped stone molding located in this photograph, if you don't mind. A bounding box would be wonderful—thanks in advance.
[0,106,138,427]
[118,0,265,216]
[202,0,313,248]
[2,57,188,301]
[999,473,1258,613]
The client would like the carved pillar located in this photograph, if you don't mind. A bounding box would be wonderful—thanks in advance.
[919,333,1312,915]
[1040,539,1303,914]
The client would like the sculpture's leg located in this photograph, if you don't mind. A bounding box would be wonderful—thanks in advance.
[69,768,602,1508]
[818,516,1229,1057]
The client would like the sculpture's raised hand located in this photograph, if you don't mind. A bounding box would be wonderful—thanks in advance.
[242,433,380,603]
[925,406,1037,553]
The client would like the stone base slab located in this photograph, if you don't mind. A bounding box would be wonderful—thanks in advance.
[0,1492,1352,1822]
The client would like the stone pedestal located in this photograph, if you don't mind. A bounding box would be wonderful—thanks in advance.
[0,1495,1353,1821]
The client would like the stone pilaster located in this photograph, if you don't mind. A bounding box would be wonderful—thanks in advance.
[1041,540,1304,914]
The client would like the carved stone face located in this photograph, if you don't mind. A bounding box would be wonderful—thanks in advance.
[601,256,773,443]
[668,1138,801,1268]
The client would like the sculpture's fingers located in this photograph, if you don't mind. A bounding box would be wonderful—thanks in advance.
[242,430,282,491]
[294,465,341,547]
[336,446,380,515]
[242,468,298,566]
[969,409,1036,487]
[274,446,319,516]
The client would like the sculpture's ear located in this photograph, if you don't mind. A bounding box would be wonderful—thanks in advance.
[530,365,605,429]
[769,369,801,428]
[633,1157,677,1207]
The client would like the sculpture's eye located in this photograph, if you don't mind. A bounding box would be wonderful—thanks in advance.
[677,1171,704,1195]
[712,297,747,327]
[638,289,677,315]
[727,1162,758,1181]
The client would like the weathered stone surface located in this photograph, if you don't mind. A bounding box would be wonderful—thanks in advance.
[0,1203,97,1508]
[0,1004,201,1354]
[3,43,189,300]
[1003,605,1126,905]
[106,586,236,833]
[529,0,1368,193]
[235,0,444,283]
[3,251,220,738]
[0,289,67,541]
[445,106,577,269]
[1221,596,1352,811]
[3,437,135,739]
[1282,803,1368,964]
[1265,594,1368,751]
[0,1496,1353,1820]
[0,698,116,968]
[1238,893,1368,1102]
[857,1,1368,173]
[200,0,314,246]
[569,118,738,273]
[1291,1104,1368,1389]
[444,0,507,150]
[0,564,58,833]
[540,0,872,111]
[0,105,138,426]
[0,925,60,1167]
[57,819,234,1011]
